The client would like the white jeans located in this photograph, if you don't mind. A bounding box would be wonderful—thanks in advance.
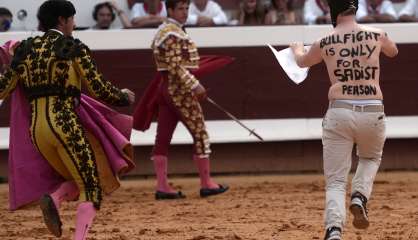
[322,108,386,230]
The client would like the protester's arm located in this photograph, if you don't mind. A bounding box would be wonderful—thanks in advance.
[290,41,322,68]
[380,32,398,58]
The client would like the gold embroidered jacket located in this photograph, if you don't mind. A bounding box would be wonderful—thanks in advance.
[0,30,129,106]
[152,20,200,90]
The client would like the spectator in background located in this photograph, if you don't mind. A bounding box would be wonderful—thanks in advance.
[92,1,131,29]
[399,0,418,22]
[292,0,307,24]
[356,0,397,23]
[265,0,300,25]
[304,0,331,25]
[131,0,167,28]
[0,7,13,32]
[188,0,228,26]
[236,0,267,25]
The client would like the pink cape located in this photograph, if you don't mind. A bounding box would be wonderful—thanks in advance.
[2,41,135,210]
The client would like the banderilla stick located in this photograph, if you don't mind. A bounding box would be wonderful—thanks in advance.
[206,97,264,141]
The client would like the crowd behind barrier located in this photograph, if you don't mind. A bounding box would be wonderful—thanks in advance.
[0,0,417,32]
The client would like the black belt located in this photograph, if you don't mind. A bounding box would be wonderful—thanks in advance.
[24,85,81,101]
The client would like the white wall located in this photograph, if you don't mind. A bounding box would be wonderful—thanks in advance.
[0,0,130,31]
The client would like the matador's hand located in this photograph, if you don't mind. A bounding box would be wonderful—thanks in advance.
[193,84,207,101]
[122,88,135,104]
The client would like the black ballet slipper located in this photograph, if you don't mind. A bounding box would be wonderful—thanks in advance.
[200,184,229,198]
[39,194,62,237]
[155,191,186,200]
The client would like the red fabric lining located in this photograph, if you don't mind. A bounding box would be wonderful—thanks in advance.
[132,55,234,131]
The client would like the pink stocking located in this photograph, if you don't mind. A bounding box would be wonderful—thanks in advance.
[152,155,176,193]
[194,155,219,189]
[50,181,79,209]
[75,202,96,240]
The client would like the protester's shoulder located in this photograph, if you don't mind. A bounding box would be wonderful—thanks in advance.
[359,24,389,42]
[53,35,89,59]
[359,24,385,35]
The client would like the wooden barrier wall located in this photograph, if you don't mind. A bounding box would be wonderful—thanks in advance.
[0,25,417,177]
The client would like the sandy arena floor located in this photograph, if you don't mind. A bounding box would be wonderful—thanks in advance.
[0,172,417,240]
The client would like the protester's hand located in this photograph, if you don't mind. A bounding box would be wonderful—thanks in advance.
[193,84,207,101]
[290,42,304,54]
[122,88,135,104]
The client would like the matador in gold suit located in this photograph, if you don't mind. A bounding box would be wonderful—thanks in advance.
[0,28,131,238]
[144,13,228,199]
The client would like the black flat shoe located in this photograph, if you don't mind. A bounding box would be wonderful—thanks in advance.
[200,184,229,198]
[39,194,62,237]
[155,191,186,200]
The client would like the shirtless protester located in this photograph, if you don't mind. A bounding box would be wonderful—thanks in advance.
[289,0,398,239]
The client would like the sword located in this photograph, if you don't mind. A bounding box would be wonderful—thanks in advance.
[206,97,264,141]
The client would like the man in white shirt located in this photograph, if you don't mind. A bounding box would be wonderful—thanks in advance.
[399,0,418,22]
[187,0,228,26]
[356,0,397,23]
[131,0,167,28]
[304,0,332,25]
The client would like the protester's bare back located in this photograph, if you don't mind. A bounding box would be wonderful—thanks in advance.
[319,24,397,100]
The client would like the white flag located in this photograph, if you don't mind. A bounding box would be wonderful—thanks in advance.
[268,44,310,85]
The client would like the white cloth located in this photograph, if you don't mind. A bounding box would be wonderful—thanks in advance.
[304,0,328,25]
[268,44,310,85]
[131,2,167,19]
[356,0,398,19]
[187,0,228,25]
[399,0,418,17]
